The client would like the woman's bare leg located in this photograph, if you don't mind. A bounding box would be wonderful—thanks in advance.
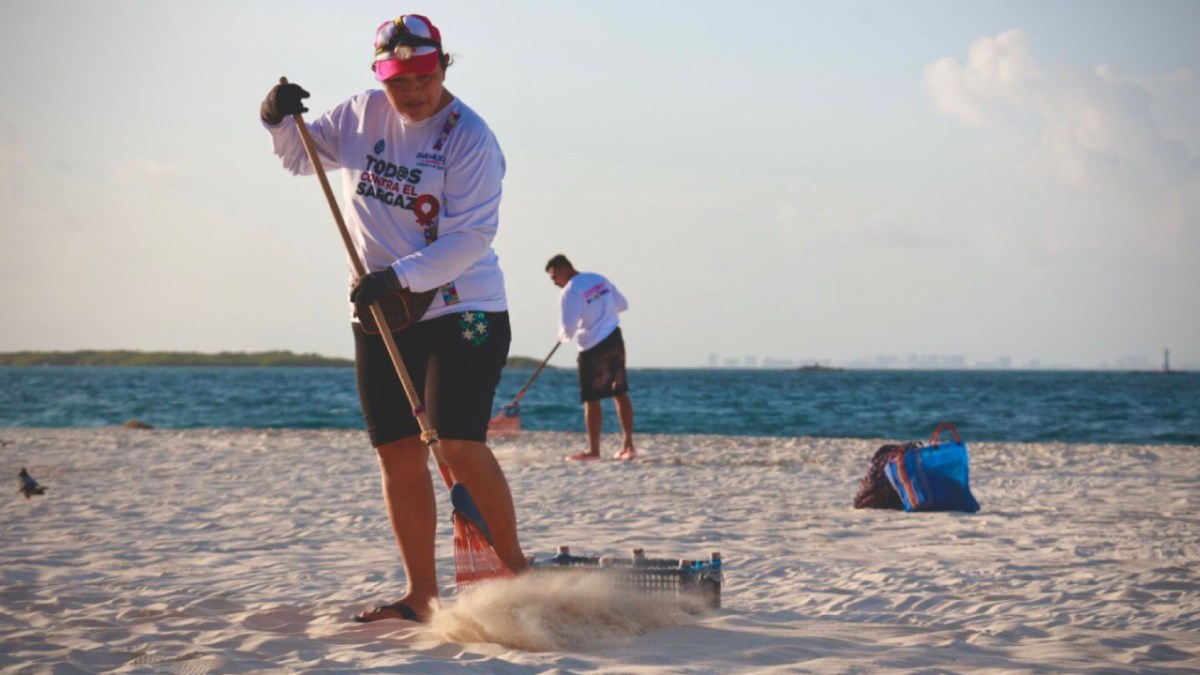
[441,439,527,573]
[356,435,440,621]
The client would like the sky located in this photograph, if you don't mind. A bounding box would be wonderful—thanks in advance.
[1,1,1198,369]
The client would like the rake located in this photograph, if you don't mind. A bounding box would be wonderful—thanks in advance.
[488,342,561,438]
[282,77,512,592]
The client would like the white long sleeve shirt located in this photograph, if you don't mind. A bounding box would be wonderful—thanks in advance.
[557,272,628,351]
[265,90,507,320]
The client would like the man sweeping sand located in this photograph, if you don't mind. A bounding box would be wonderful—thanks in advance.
[546,254,637,462]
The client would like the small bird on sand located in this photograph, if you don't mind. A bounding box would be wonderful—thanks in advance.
[18,468,47,499]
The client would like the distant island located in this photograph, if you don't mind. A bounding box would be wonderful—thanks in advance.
[798,362,842,372]
[0,350,551,369]
[0,350,353,368]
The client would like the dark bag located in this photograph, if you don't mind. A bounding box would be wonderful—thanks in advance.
[355,287,439,334]
[885,423,981,513]
[853,443,916,509]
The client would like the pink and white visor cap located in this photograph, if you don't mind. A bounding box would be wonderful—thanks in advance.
[373,14,443,81]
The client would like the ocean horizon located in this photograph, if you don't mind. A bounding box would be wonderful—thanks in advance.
[2,366,1196,445]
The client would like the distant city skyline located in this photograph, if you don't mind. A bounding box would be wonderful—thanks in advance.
[705,349,1194,371]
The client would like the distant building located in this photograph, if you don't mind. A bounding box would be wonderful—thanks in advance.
[1112,355,1151,370]
[904,354,966,369]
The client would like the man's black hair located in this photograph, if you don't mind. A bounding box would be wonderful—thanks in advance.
[545,254,573,272]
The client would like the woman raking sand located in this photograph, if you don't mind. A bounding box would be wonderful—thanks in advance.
[260,13,525,623]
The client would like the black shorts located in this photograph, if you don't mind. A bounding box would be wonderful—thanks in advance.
[578,327,629,403]
[354,310,510,446]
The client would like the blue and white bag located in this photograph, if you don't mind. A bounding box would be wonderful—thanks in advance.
[885,423,980,513]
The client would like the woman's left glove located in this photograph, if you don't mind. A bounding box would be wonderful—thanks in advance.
[350,267,404,307]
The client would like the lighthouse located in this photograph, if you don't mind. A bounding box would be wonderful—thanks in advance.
[1160,348,1170,373]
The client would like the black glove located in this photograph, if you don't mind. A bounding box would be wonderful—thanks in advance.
[260,82,310,125]
[350,267,404,307]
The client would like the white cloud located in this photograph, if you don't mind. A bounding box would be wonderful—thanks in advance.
[0,128,31,193]
[924,29,1200,263]
[110,158,187,185]
[924,29,1046,131]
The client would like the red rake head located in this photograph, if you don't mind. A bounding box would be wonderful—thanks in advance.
[486,404,521,439]
[454,515,515,593]
[449,482,515,593]
[487,419,520,438]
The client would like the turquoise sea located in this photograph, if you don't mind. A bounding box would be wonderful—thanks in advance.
[1,366,1196,445]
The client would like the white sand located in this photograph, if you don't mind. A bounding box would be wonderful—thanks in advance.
[2,427,1198,673]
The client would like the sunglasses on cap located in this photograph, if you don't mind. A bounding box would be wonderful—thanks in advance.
[373,17,441,67]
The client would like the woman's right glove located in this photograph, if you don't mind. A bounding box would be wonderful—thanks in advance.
[350,268,440,334]
[350,268,404,307]
[260,82,310,125]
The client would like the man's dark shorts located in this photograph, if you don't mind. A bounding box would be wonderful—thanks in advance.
[578,327,629,403]
[354,310,510,447]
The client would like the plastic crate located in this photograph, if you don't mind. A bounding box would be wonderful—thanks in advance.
[529,546,722,609]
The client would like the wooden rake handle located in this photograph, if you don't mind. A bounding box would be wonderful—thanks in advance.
[511,342,561,403]
[280,76,454,486]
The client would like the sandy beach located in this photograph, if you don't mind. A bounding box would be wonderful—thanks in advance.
[2,427,1198,673]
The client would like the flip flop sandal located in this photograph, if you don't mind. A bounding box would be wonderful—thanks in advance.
[352,602,422,623]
